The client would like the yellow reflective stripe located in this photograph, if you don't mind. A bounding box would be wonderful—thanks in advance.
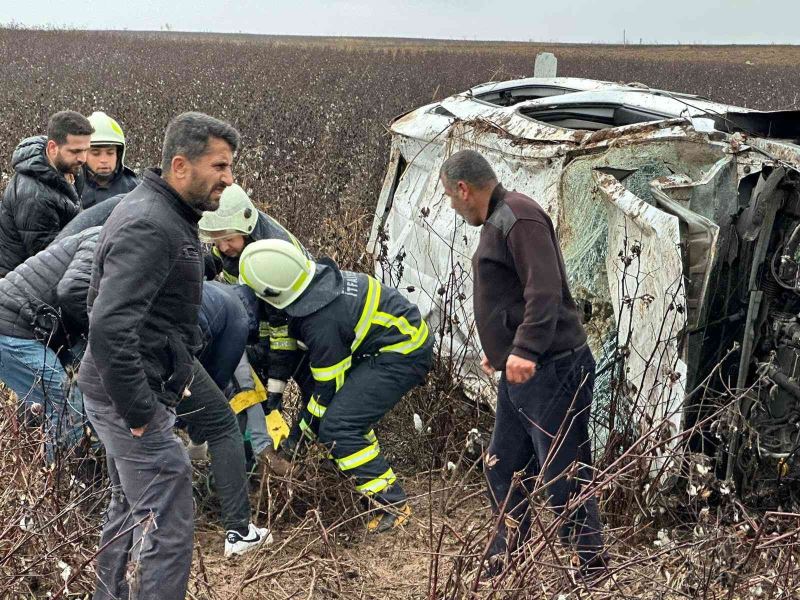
[258,321,270,339]
[352,277,380,353]
[364,429,377,444]
[286,230,304,254]
[380,319,429,355]
[229,389,263,414]
[336,441,380,471]
[270,338,298,351]
[269,324,289,337]
[307,396,327,418]
[212,246,222,258]
[271,216,305,255]
[299,418,316,440]
[292,263,312,292]
[356,468,397,495]
[310,356,352,383]
[221,269,239,284]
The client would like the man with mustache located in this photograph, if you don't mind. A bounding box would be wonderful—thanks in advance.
[77,112,268,600]
[0,110,93,276]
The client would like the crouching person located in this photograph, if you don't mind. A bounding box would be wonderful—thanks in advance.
[0,228,99,463]
[239,239,433,533]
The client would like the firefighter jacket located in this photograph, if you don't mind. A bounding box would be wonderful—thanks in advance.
[284,258,431,439]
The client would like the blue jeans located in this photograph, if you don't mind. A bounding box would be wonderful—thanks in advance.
[199,284,250,390]
[0,335,86,461]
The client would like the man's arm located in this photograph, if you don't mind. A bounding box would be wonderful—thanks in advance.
[88,218,172,429]
[506,219,563,363]
[296,315,352,435]
[56,232,99,335]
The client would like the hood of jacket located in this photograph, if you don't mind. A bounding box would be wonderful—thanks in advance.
[12,135,82,203]
[285,257,344,318]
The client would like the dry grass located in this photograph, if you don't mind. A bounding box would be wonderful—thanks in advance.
[2,29,800,599]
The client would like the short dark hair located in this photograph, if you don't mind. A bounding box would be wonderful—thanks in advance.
[47,111,93,145]
[440,149,497,189]
[161,112,240,172]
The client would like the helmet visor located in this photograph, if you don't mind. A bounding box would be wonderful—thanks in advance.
[199,228,244,244]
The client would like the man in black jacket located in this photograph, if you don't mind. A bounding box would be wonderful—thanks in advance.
[77,112,265,600]
[81,111,140,209]
[0,227,99,462]
[0,111,93,276]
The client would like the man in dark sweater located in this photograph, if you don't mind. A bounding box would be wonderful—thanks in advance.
[440,150,607,580]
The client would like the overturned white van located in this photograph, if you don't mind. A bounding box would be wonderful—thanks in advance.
[368,67,800,490]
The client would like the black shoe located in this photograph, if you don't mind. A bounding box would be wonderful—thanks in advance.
[482,553,505,578]
[578,551,611,583]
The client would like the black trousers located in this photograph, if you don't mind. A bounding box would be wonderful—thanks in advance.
[177,360,251,532]
[295,346,432,505]
[485,346,604,565]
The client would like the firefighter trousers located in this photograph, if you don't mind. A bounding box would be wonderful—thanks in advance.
[299,347,432,505]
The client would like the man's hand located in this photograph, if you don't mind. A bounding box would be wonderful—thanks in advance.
[505,354,537,384]
[130,425,147,438]
[480,354,496,377]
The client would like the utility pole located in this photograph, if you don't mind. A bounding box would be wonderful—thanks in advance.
[623,29,626,45]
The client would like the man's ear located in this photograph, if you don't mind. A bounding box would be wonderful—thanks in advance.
[46,139,59,158]
[171,155,188,179]
[457,180,470,198]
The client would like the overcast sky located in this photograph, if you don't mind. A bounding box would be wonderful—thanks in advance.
[2,0,797,44]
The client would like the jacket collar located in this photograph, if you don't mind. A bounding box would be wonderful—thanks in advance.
[485,183,506,222]
[142,168,202,224]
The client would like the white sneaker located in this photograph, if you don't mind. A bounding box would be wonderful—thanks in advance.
[224,523,273,557]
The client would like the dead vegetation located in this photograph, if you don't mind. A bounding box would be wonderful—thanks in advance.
[2,29,800,599]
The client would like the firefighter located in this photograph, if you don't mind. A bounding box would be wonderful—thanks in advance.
[239,239,433,532]
[199,184,308,463]
[81,111,139,208]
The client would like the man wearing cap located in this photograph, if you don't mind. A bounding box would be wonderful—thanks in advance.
[81,111,139,209]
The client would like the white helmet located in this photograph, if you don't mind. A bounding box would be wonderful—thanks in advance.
[198,184,258,243]
[88,111,126,163]
[239,239,316,309]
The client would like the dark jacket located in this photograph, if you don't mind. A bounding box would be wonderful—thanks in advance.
[0,227,99,345]
[81,165,139,209]
[54,193,125,242]
[472,184,586,369]
[77,169,203,429]
[286,259,431,408]
[0,136,84,276]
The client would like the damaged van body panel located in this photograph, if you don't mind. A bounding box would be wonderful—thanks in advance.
[370,76,800,490]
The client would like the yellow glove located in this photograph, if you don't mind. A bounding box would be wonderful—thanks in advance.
[266,410,290,450]
[229,389,263,414]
